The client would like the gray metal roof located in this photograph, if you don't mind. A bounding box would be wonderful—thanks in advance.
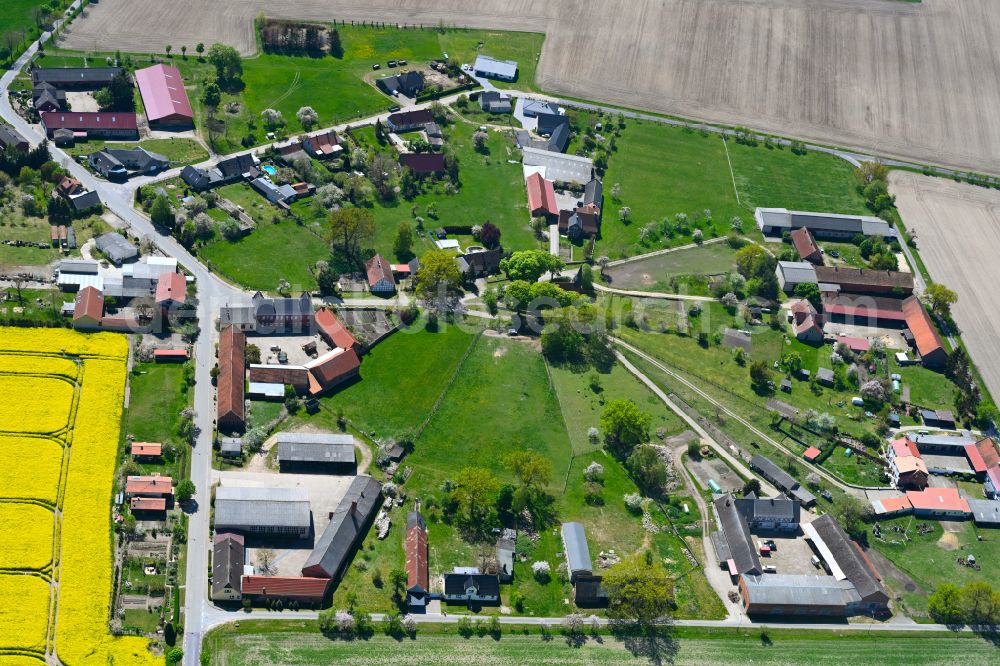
[751,455,796,490]
[214,486,311,530]
[277,440,354,465]
[755,207,892,238]
[713,494,761,575]
[809,514,888,603]
[914,434,975,448]
[776,261,817,285]
[522,147,593,185]
[302,476,382,578]
[94,232,137,263]
[735,497,800,523]
[473,55,518,79]
[968,499,1000,526]
[742,574,861,607]
[59,259,99,274]
[561,522,592,574]
[816,367,835,382]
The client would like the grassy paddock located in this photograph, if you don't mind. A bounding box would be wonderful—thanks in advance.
[202,620,998,666]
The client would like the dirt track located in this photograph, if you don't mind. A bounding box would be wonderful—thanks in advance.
[890,171,1000,401]
[61,0,1000,174]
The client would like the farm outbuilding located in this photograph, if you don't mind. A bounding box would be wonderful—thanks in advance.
[275,432,356,473]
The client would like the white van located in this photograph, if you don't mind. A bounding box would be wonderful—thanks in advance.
[763,565,777,574]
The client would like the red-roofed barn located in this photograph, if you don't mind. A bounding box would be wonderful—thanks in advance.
[135,64,194,128]
[526,172,558,221]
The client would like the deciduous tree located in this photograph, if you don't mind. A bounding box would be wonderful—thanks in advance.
[603,553,673,625]
[600,399,651,459]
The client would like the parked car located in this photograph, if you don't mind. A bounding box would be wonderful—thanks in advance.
[398,60,408,66]
[388,59,397,67]
[372,64,381,70]
[389,105,401,112]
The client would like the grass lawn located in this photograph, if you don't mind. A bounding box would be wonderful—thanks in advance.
[285,318,476,442]
[548,361,688,455]
[370,121,541,259]
[603,242,737,293]
[889,355,954,411]
[202,621,1000,666]
[0,287,64,324]
[0,205,109,266]
[871,516,1000,620]
[122,608,160,634]
[125,362,188,444]
[199,216,328,291]
[598,121,869,260]
[246,400,285,432]
[817,445,886,486]
[64,137,209,166]
[326,334,723,619]
[726,140,869,215]
[124,361,191,477]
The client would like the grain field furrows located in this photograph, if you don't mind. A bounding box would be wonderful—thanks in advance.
[890,171,1000,403]
[61,0,1000,175]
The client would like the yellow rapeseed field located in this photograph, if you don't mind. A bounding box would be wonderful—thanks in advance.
[0,328,157,664]
[0,573,51,652]
[0,376,73,433]
[0,504,53,571]
[0,436,63,505]
[0,353,78,379]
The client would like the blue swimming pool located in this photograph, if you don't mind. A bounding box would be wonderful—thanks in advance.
[262,165,277,176]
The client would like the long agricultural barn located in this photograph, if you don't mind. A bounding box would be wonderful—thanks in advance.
[134,64,194,128]
[217,325,246,432]
[301,476,382,579]
[275,432,356,474]
[214,486,311,538]
[40,111,138,140]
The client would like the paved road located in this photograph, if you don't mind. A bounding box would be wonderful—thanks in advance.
[199,606,954,633]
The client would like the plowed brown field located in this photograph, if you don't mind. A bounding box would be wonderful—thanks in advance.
[60,0,1000,173]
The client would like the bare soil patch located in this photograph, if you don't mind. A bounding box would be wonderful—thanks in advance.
[890,171,1000,401]
[937,531,960,550]
[61,0,1000,174]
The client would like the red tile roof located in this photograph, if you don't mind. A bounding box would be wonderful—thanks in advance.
[306,348,360,395]
[901,296,946,360]
[365,254,395,288]
[155,271,186,304]
[838,336,870,352]
[820,293,907,322]
[125,474,173,496]
[41,111,138,131]
[153,349,189,360]
[130,496,166,511]
[241,575,331,600]
[131,442,162,457]
[965,443,988,474]
[905,487,970,514]
[878,495,913,514]
[890,437,920,459]
[973,437,1000,470]
[315,308,358,351]
[248,364,310,391]
[406,525,429,592]
[218,326,246,429]
[73,286,104,323]
[134,64,193,123]
[526,172,558,216]
[803,447,822,461]
[790,227,821,262]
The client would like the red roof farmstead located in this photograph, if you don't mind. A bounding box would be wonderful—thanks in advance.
[135,64,194,127]
[40,111,138,139]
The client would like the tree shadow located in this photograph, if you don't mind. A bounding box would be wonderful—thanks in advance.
[610,621,679,666]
